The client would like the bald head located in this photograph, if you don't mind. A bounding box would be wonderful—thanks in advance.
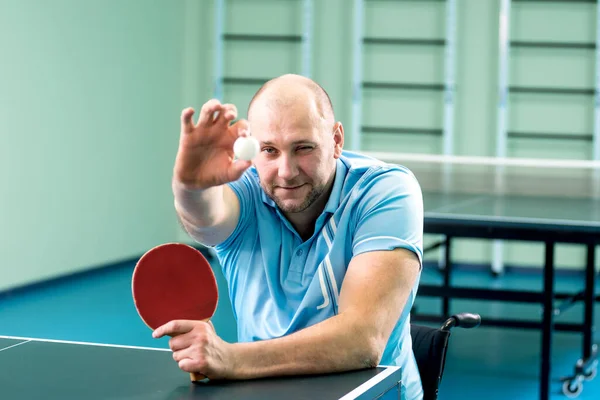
[245,74,344,221]
[247,74,335,128]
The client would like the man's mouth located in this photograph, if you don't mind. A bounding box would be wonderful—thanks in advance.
[276,184,305,191]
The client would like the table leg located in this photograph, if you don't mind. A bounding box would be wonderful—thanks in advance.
[540,241,555,400]
[583,245,596,360]
[442,236,452,319]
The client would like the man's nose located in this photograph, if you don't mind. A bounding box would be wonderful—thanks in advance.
[278,154,299,180]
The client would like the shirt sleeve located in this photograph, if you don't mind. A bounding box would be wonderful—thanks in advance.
[212,168,257,251]
[350,166,424,265]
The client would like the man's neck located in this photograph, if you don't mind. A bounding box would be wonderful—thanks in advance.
[285,203,324,242]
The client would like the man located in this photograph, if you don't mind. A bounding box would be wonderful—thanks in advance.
[155,74,424,399]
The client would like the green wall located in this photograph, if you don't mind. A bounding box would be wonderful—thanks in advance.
[0,0,190,291]
[2,0,598,293]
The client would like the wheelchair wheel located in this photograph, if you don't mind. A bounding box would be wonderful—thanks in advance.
[583,365,597,381]
[562,379,583,398]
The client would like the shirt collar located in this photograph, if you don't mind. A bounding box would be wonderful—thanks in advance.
[322,157,347,214]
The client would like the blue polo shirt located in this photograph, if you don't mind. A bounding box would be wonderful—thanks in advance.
[213,150,424,399]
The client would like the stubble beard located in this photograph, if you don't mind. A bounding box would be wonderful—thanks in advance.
[262,182,325,213]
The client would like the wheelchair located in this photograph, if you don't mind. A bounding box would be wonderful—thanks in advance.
[411,312,482,400]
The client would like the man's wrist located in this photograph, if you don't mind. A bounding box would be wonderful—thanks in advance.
[172,177,209,197]
[227,342,249,380]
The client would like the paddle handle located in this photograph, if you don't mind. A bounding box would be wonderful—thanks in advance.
[190,372,207,382]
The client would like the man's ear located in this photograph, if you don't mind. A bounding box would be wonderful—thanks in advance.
[333,122,344,158]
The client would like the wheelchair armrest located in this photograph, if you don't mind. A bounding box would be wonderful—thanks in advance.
[441,312,481,331]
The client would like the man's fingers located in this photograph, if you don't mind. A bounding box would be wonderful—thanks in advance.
[178,358,207,374]
[229,119,251,141]
[180,107,195,134]
[172,347,193,362]
[197,99,222,127]
[217,104,238,125]
[169,335,191,352]
[228,160,252,181]
[152,320,195,339]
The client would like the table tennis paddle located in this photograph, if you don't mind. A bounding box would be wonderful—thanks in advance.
[131,243,218,382]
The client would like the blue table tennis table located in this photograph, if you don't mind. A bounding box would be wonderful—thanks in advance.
[415,189,600,400]
[0,336,403,400]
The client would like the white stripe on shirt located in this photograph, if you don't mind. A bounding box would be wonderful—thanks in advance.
[329,216,337,233]
[352,235,402,251]
[324,255,340,303]
[316,266,330,310]
[322,225,340,305]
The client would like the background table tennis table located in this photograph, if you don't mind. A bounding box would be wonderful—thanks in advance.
[414,189,600,400]
[0,336,402,400]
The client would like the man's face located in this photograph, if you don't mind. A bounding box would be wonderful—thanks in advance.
[250,101,342,214]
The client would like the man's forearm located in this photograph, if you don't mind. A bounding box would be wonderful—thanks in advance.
[229,311,381,380]
[173,180,222,223]
[172,180,229,244]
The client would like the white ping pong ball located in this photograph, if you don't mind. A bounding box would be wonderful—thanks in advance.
[233,136,260,161]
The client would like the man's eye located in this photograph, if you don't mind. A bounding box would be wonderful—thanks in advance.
[298,146,313,151]
[263,148,276,154]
